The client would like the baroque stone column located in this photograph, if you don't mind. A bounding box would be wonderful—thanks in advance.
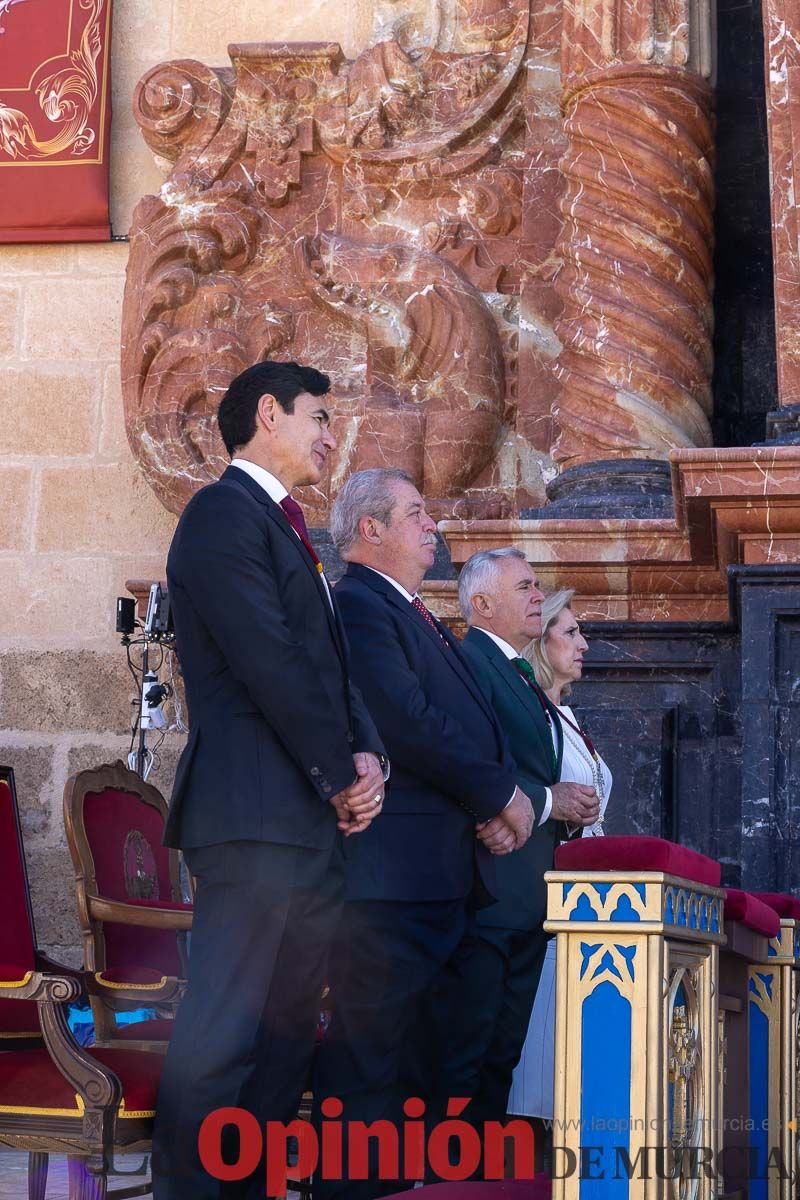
[547,0,717,510]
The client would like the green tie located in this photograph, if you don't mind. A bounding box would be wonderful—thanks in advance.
[512,657,558,773]
[512,656,538,685]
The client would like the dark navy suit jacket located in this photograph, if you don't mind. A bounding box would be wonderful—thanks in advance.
[164,466,383,850]
[461,627,565,931]
[334,563,518,903]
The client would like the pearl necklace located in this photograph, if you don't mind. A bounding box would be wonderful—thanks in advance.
[557,709,605,837]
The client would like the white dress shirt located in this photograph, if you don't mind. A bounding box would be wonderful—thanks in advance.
[362,566,416,605]
[473,629,554,824]
[230,458,333,607]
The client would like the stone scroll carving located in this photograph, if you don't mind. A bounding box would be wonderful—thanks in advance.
[551,0,717,469]
[121,5,534,520]
[122,0,721,511]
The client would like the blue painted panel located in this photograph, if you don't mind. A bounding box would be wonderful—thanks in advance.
[610,893,640,922]
[698,898,709,931]
[572,893,599,922]
[677,893,688,927]
[580,981,631,1198]
[615,945,636,981]
[768,941,777,958]
[665,892,675,924]
[749,999,769,1200]
[595,883,613,902]
[563,883,574,903]
[595,951,623,982]
[580,943,602,980]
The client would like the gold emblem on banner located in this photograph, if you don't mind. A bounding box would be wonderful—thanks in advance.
[0,0,109,164]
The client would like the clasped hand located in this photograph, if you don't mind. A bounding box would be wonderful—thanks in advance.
[475,786,534,855]
[329,752,385,836]
[549,781,600,828]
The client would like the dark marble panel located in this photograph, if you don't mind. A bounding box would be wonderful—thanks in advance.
[733,566,800,890]
[571,624,743,879]
[712,0,778,444]
[562,567,800,891]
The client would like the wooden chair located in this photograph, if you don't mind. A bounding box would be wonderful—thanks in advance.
[0,763,165,1199]
[63,761,192,1051]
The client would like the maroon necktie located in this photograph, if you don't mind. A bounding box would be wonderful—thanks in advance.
[412,596,449,646]
[280,496,323,573]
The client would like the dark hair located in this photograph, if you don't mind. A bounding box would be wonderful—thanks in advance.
[217,361,331,456]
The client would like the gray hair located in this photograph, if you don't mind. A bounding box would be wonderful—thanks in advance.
[525,587,576,696]
[459,547,529,623]
[330,468,413,555]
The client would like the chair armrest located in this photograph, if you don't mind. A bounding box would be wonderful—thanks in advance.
[87,972,185,1004]
[87,893,193,931]
[0,966,121,1138]
[0,969,81,1003]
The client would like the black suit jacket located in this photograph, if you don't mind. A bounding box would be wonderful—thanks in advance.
[460,627,564,931]
[334,563,518,903]
[164,466,383,850]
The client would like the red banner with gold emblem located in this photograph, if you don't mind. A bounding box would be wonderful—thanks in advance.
[0,0,113,242]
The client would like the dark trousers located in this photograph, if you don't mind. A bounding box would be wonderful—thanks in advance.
[311,897,474,1200]
[152,838,343,1200]
[437,923,549,1132]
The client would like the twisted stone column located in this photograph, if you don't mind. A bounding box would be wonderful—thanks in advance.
[551,0,716,472]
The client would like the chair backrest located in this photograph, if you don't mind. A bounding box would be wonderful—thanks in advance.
[63,761,185,979]
[0,766,42,1039]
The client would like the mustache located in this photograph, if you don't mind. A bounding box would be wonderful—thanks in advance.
[422,535,438,545]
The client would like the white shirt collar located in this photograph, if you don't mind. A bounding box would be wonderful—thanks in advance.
[230,459,288,504]
[361,566,416,605]
[472,627,520,661]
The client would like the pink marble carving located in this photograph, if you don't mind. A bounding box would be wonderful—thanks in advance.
[122,4,559,522]
[441,447,800,621]
[762,0,800,409]
[552,0,717,468]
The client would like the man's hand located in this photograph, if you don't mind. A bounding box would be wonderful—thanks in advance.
[549,782,600,827]
[329,752,385,836]
[476,786,534,855]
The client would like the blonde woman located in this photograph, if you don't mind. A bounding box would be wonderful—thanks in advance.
[507,588,612,1119]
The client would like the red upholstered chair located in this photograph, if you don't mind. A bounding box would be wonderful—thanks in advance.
[753,891,800,920]
[723,887,781,939]
[63,761,192,1050]
[0,767,46,1049]
[554,834,721,885]
[0,763,165,1199]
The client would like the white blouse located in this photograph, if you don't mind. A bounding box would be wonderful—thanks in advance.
[556,704,612,837]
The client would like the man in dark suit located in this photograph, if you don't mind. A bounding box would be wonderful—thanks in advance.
[153,362,387,1200]
[450,546,600,1130]
[312,468,535,1200]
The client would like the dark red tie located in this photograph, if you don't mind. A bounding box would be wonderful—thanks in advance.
[412,596,448,646]
[280,496,323,574]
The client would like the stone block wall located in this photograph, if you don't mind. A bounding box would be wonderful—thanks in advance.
[0,0,374,957]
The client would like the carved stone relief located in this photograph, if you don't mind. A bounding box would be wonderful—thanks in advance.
[121,0,718,518]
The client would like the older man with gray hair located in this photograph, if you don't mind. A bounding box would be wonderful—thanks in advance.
[313,469,535,1199]
[442,546,599,1140]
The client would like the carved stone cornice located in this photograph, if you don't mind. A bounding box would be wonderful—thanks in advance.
[440,447,800,621]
